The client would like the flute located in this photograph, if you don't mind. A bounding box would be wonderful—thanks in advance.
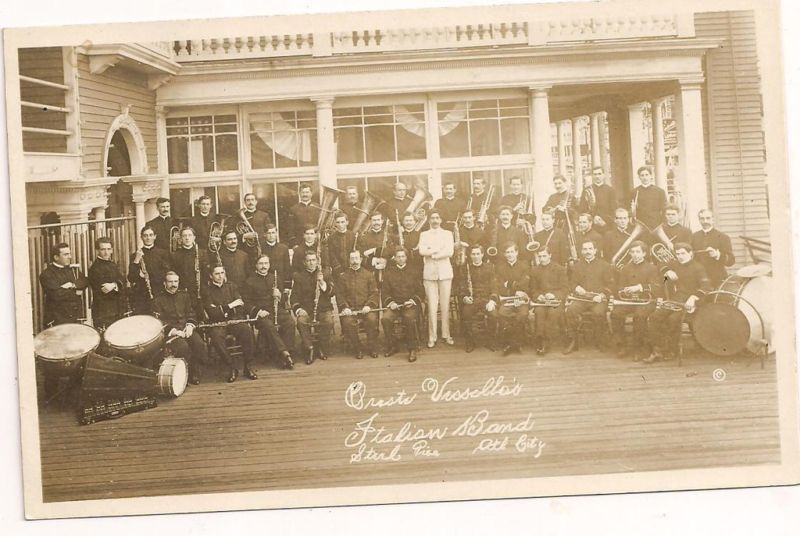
[196,317,257,329]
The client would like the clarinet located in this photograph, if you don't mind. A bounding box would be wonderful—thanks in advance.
[194,243,201,301]
[272,268,279,327]
[396,209,405,249]
[466,261,474,300]
[139,250,154,300]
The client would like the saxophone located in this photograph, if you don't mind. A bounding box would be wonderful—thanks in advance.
[138,249,153,300]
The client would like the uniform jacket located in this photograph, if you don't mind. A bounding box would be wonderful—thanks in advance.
[290,268,334,315]
[615,259,663,298]
[244,270,287,316]
[189,212,219,249]
[543,191,578,231]
[201,281,247,322]
[171,246,210,298]
[220,247,252,288]
[458,224,486,251]
[336,268,379,310]
[575,229,605,257]
[661,259,712,302]
[262,241,292,288]
[630,184,667,230]
[663,222,692,247]
[491,259,530,300]
[691,228,735,285]
[382,262,424,307]
[533,227,570,266]
[325,230,357,277]
[433,196,466,229]
[529,262,567,300]
[578,183,617,229]
[357,228,394,271]
[39,263,89,325]
[287,201,319,247]
[146,215,174,251]
[128,245,171,299]
[153,289,198,333]
[569,257,615,295]
[457,261,494,301]
[603,226,632,262]
[87,258,127,323]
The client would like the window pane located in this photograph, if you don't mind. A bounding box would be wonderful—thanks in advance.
[366,176,397,202]
[169,188,192,220]
[500,117,530,155]
[201,136,215,172]
[215,134,239,171]
[216,185,241,217]
[473,169,503,195]
[470,119,500,156]
[440,171,471,201]
[439,121,469,158]
[396,124,427,160]
[335,127,364,164]
[250,132,276,169]
[364,125,395,162]
[167,137,188,174]
[215,114,236,124]
[252,183,277,224]
[275,181,319,241]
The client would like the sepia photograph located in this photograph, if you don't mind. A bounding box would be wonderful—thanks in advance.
[3,0,799,522]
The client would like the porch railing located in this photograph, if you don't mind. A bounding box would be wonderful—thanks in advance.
[27,216,137,334]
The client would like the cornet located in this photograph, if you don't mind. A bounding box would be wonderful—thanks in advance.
[235,208,262,256]
[499,295,530,307]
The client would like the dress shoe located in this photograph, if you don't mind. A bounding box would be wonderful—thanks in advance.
[427,340,436,348]
[370,352,379,359]
[227,368,239,383]
[465,340,475,353]
[408,350,417,362]
[563,338,578,355]
[384,344,396,358]
[355,351,364,360]
[281,351,294,369]
[244,367,259,380]
[305,347,315,365]
[318,350,328,361]
[642,350,662,364]
[444,337,455,346]
[502,344,513,356]
[190,376,200,385]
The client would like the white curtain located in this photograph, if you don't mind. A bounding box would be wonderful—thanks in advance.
[250,113,312,162]
[394,102,469,138]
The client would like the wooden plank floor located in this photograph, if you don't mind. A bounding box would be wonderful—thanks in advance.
[37,344,780,503]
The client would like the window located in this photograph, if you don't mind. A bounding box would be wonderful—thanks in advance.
[334,104,427,164]
[251,180,320,240]
[167,114,239,174]
[441,168,533,203]
[249,111,318,169]
[438,98,530,158]
[170,185,241,221]
[339,174,429,204]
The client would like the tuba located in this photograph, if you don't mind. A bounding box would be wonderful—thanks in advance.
[351,191,386,235]
[610,222,646,268]
[406,177,433,232]
[315,186,344,240]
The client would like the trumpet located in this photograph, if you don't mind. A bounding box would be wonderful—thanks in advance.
[651,242,676,264]
[235,208,262,257]
[498,294,530,307]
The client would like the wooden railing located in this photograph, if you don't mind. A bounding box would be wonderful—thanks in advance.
[28,217,137,334]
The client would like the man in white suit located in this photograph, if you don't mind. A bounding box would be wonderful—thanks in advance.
[418,208,455,347]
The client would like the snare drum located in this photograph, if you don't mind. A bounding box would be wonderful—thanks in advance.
[34,323,100,375]
[156,357,188,398]
[103,315,164,364]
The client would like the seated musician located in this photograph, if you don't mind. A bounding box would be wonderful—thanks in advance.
[337,250,380,359]
[325,211,356,280]
[153,271,207,385]
[290,251,335,364]
[201,265,257,382]
[691,209,735,287]
[219,229,251,288]
[128,225,171,315]
[609,241,661,360]
[490,242,530,356]
[458,244,497,353]
[359,211,393,275]
[603,208,633,262]
[532,210,569,266]
[243,254,295,369]
[528,247,567,355]
[87,237,127,330]
[381,248,424,362]
[645,242,711,363]
[563,240,615,355]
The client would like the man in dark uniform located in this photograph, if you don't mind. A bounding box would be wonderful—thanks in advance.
[691,209,735,287]
[457,208,486,253]
[381,181,411,227]
[201,265,257,383]
[577,167,617,232]
[542,175,578,234]
[326,211,357,280]
[145,197,174,252]
[381,248,424,362]
[244,254,295,369]
[190,195,218,250]
[291,224,323,274]
[629,166,667,247]
[128,225,172,314]
[238,192,271,261]
[574,213,604,259]
[662,205,692,248]
[171,227,210,305]
[603,208,633,264]
[87,237,126,330]
[490,242,530,356]
[528,247,567,355]
[262,223,292,290]
[357,212,394,275]
[340,185,361,226]
[532,211,569,266]
[491,205,527,261]
[290,250,335,364]
[434,181,465,231]
[457,244,496,353]
[337,250,380,359]
[153,271,207,385]
[498,175,535,229]
[397,212,422,275]
[469,176,499,229]
[219,230,251,288]
[645,242,711,363]
[609,241,661,360]
[563,240,615,354]
[287,183,319,247]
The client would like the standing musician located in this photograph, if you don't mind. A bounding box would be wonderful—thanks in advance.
[244,254,295,369]
[201,265,257,383]
[128,225,172,314]
[434,181,465,231]
[528,247,567,355]
[87,237,127,330]
[238,193,271,260]
[39,242,89,327]
[190,195,218,249]
[603,208,633,262]
[219,230,251,288]
[153,271,207,385]
[418,209,455,347]
[291,224,323,274]
[492,205,528,260]
[563,240,615,355]
[662,205,692,248]
[468,176,498,229]
[532,211,569,266]
[574,213,605,259]
[577,167,617,231]
[629,166,667,241]
[287,183,319,248]
[381,248,424,362]
[381,181,412,226]
[291,250,335,364]
[490,242,530,356]
[499,175,536,228]
[263,223,292,290]
[457,208,487,253]
[171,227,209,304]
[340,185,361,225]
[457,244,497,353]
[337,250,380,359]
[358,212,394,275]
[146,197,173,251]
[542,175,579,234]
[609,241,661,359]
[691,209,735,287]
[645,242,711,363]
[325,211,357,280]
[398,211,422,274]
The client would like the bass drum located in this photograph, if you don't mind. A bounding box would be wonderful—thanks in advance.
[156,357,188,398]
[693,272,772,356]
[103,315,164,365]
[34,323,100,375]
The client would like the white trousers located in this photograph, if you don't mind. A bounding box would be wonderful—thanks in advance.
[424,278,452,343]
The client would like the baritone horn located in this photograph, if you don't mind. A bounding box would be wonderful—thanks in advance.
[651,242,676,264]
[406,177,433,232]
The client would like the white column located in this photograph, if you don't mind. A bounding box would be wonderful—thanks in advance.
[599,111,611,175]
[556,120,569,178]
[311,96,337,191]
[134,201,146,245]
[628,103,646,187]
[425,96,443,199]
[93,206,107,237]
[529,87,552,227]
[674,81,708,224]
[155,105,170,198]
[590,112,602,172]
[650,98,668,191]
[571,117,584,197]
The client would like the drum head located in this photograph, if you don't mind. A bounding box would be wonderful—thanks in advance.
[104,315,163,347]
[694,303,751,356]
[736,264,772,278]
[34,324,100,361]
